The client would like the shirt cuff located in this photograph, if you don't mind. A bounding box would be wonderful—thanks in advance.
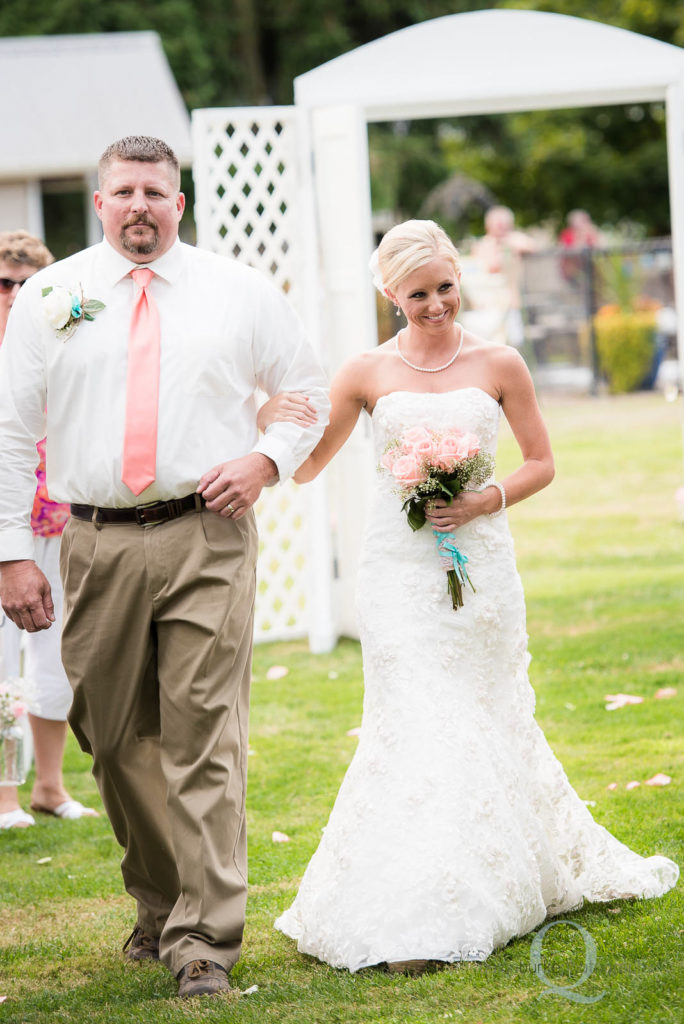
[0,528,36,563]
[252,436,294,484]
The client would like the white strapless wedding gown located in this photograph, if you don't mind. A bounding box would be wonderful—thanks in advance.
[275,389,678,972]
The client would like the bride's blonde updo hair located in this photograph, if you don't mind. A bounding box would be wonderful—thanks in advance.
[370,219,461,296]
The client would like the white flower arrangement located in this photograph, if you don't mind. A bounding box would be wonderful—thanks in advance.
[0,676,39,730]
[41,284,105,340]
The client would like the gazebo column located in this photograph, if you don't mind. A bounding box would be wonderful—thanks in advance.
[84,171,103,247]
[25,180,45,239]
[310,104,377,638]
[666,80,684,469]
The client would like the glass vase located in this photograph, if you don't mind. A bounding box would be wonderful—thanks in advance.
[0,723,26,786]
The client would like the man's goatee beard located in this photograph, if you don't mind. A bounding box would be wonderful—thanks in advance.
[121,230,159,256]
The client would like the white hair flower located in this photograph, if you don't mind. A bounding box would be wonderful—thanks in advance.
[368,248,387,296]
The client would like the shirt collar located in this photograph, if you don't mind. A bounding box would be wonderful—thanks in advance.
[99,237,185,287]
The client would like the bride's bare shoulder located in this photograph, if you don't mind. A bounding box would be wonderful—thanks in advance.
[486,341,530,379]
[330,341,402,412]
[465,332,527,371]
[463,328,504,353]
[336,340,397,382]
[459,331,531,401]
[357,338,397,362]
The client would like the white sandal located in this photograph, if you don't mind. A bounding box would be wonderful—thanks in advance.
[30,799,99,820]
[0,807,35,829]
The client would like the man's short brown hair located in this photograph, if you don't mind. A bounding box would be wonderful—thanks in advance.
[98,136,181,189]
[0,230,53,270]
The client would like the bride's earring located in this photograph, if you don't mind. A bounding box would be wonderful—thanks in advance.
[395,306,402,318]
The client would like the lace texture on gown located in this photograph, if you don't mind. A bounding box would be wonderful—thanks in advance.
[275,389,679,972]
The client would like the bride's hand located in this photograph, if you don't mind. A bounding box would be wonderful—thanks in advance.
[425,492,490,532]
[257,392,318,432]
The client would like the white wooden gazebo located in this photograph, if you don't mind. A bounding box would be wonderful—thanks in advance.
[192,9,684,651]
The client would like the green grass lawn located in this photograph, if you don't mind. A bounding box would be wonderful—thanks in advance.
[1,392,682,1024]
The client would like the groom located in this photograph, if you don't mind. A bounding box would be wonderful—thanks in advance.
[0,136,329,998]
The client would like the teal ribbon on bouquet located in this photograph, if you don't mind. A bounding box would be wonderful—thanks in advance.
[432,529,475,611]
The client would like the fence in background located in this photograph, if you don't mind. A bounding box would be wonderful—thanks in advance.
[520,240,676,392]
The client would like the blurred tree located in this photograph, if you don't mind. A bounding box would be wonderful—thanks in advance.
[435,102,670,238]
[255,0,491,102]
[500,0,684,47]
[0,0,678,236]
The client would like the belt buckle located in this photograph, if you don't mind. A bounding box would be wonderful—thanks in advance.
[135,500,167,526]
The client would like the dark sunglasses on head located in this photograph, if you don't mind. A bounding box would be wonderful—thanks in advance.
[0,277,27,293]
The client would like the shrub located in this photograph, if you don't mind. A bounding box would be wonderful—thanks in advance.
[593,309,656,393]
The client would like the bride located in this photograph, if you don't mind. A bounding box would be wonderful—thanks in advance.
[258,220,678,975]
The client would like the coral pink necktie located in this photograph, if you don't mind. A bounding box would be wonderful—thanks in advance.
[121,268,160,495]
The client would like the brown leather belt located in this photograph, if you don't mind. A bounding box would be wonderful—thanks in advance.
[70,492,204,526]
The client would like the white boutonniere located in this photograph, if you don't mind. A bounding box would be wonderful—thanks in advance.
[41,284,105,340]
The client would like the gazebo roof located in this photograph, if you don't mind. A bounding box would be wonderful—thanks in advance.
[0,32,192,179]
[295,9,684,120]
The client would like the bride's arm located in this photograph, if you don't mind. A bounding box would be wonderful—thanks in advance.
[275,358,368,483]
[257,393,318,432]
[494,346,555,505]
[427,348,554,532]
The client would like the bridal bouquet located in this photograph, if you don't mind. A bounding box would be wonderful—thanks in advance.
[381,425,494,610]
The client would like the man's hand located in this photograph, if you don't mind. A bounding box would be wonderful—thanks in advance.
[197,453,278,519]
[0,560,54,632]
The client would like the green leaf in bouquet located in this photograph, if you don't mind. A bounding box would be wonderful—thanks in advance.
[440,478,463,500]
[403,497,427,531]
[41,286,53,297]
[83,299,106,314]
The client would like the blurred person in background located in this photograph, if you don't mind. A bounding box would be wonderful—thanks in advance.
[559,209,604,250]
[0,230,98,829]
[462,206,535,346]
[559,209,605,286]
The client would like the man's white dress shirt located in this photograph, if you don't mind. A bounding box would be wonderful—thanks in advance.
[0,239,329,561]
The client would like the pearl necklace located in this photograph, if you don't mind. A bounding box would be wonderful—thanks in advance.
[396,324,464,373]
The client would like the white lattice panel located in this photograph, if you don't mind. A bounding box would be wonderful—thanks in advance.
[192,107,326,644]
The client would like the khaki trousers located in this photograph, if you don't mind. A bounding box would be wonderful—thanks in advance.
[59,507,257,976]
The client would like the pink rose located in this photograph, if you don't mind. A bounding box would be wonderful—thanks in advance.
[434,434,467,470]
[400,425,434,454]
[380,449,398,471]
[10,700,27,718]
[392,454,427,486]
[411,437,437,461]
[461,432,481,457]
[433,452,456,472]
[402,425,433,444]
[441,431,464,446]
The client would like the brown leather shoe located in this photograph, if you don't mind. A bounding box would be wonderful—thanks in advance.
[386,959,430,976]
[177,959,235,999]
[122,925,160,962]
